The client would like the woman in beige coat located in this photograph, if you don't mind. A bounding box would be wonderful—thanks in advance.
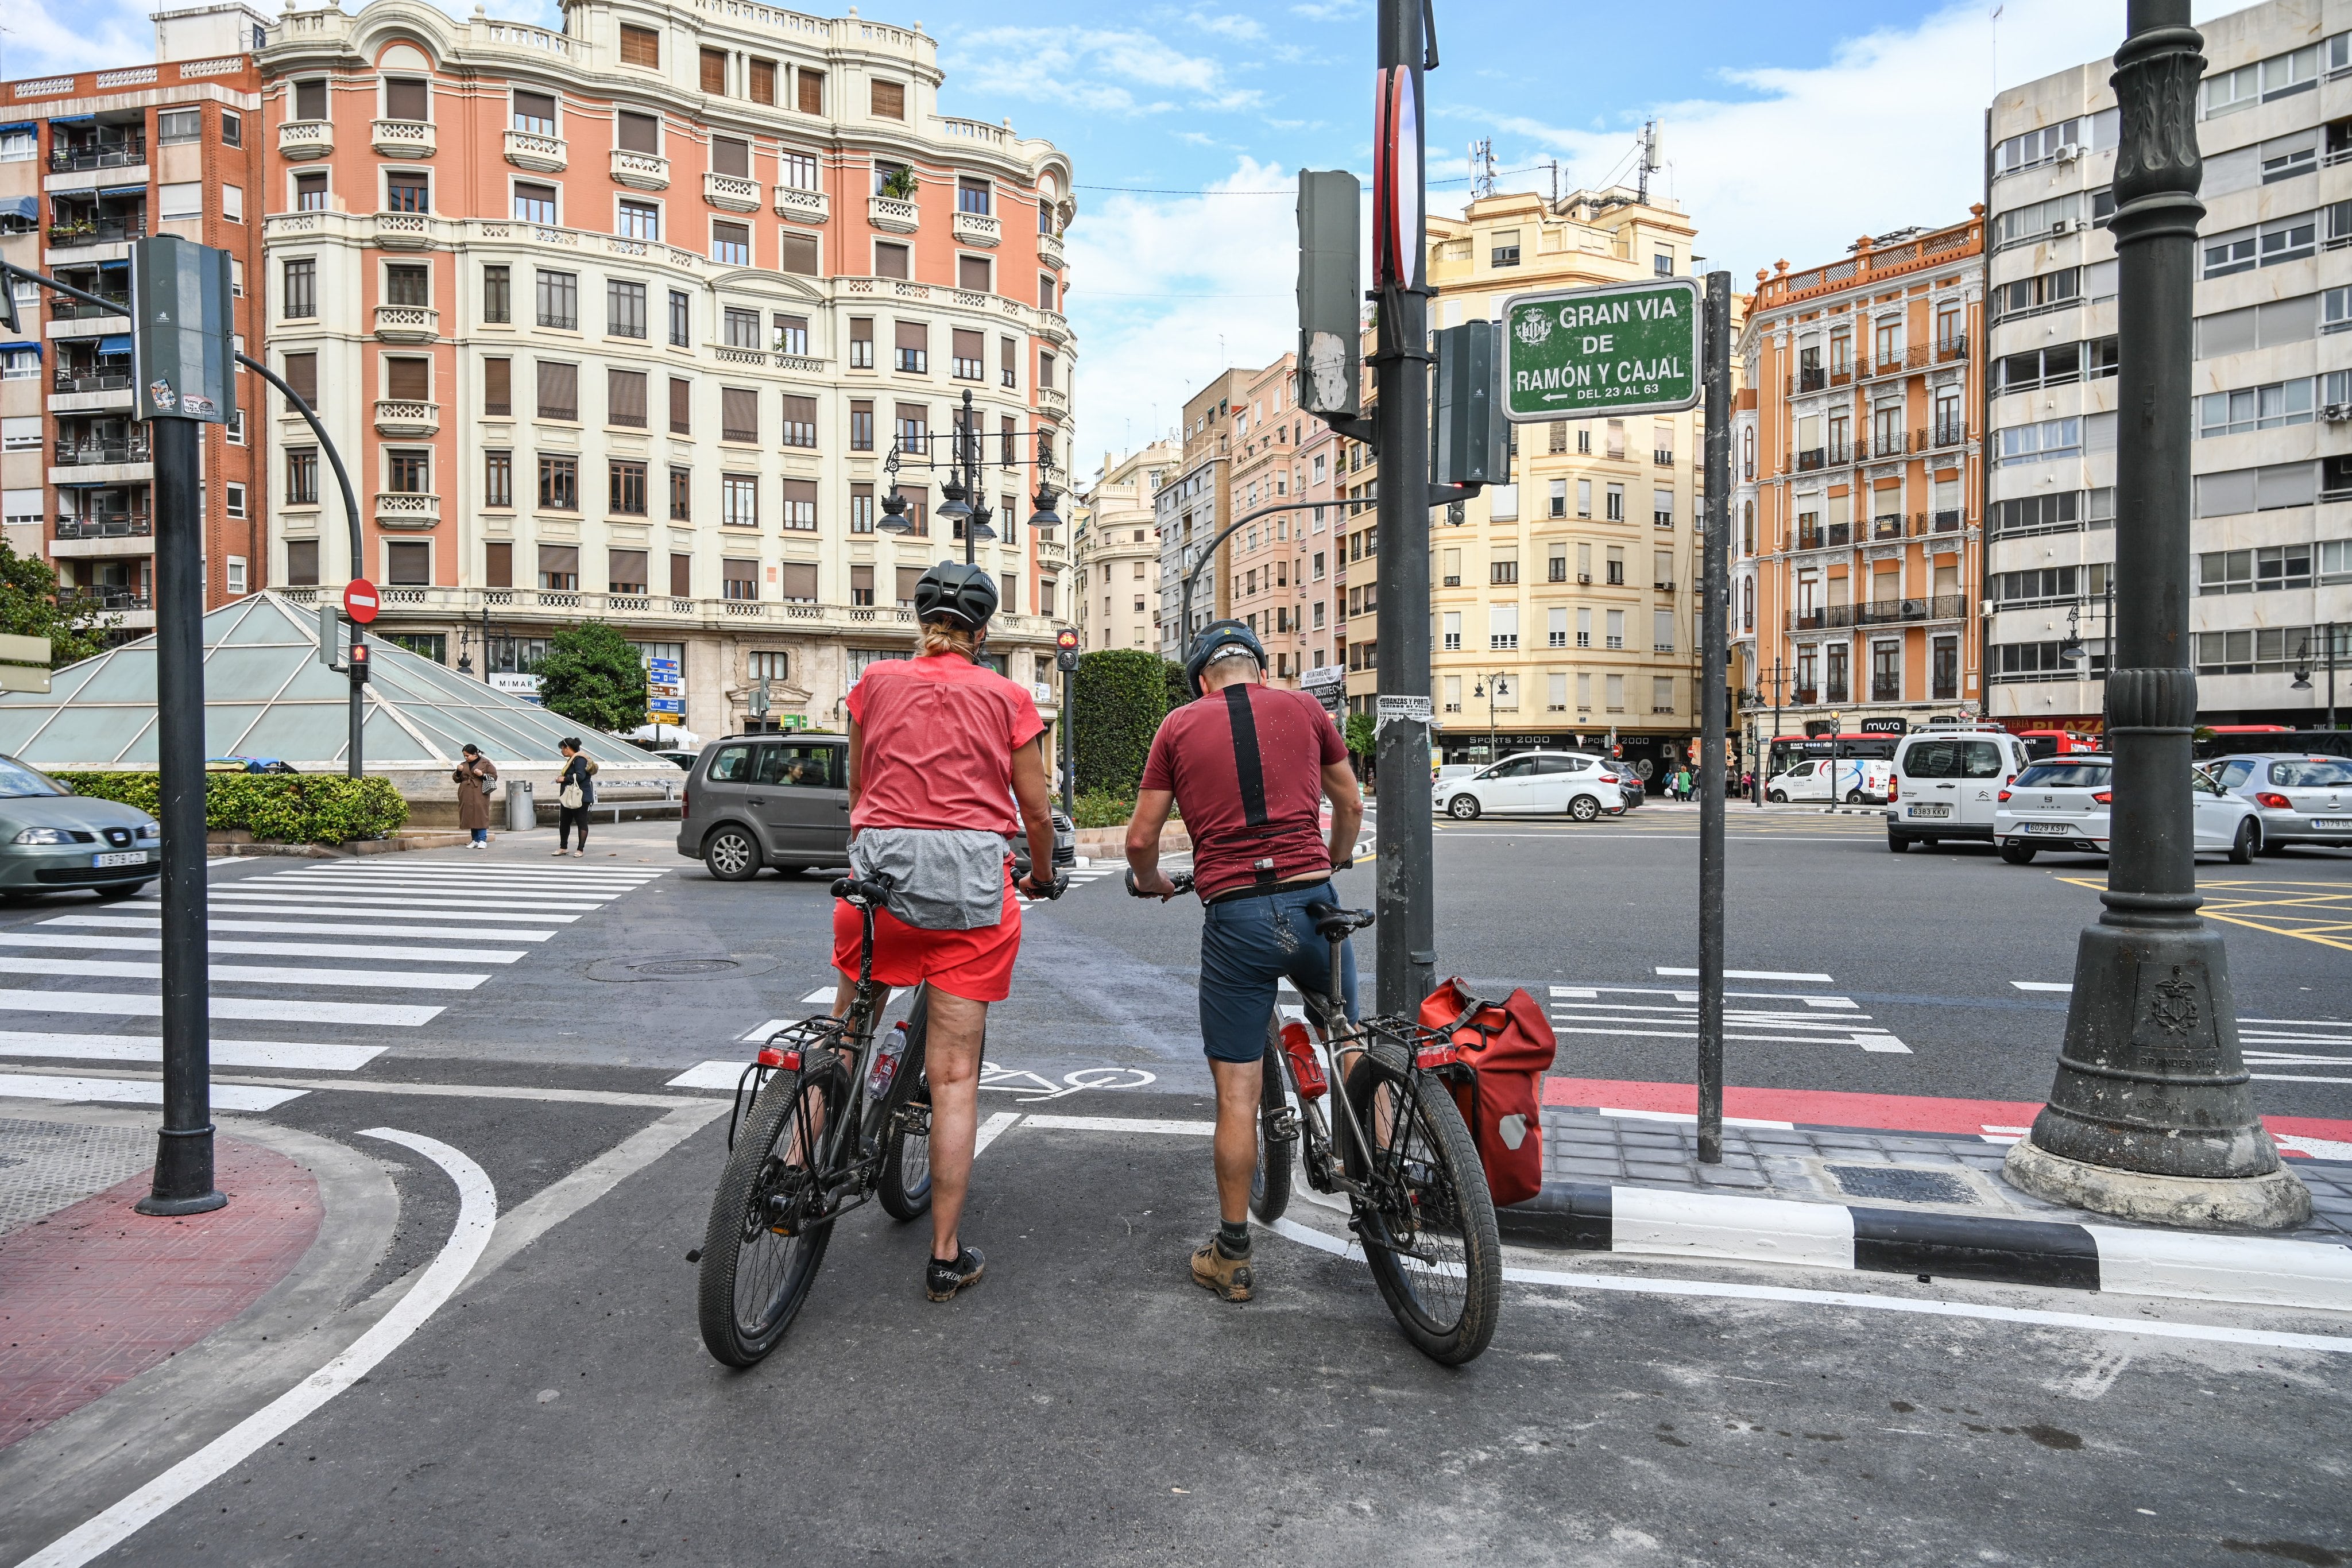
[454,744,497,848]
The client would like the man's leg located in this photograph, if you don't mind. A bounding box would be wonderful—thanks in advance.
[921,988,988,1265]
[1192,901,1278,1302]
[1208,1056,1262,1226]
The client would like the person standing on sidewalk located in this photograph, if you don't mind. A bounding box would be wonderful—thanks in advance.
[454,745,497,849]
[555,738,595,857]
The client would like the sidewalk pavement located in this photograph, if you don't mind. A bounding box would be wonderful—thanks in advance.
[0,1114,320,1449]
[1503,1081,2352,1313]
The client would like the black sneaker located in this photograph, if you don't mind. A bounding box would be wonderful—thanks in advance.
[925,1245,985,1302]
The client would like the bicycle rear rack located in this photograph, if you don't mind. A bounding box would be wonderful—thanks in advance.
[726,1015,852,1150]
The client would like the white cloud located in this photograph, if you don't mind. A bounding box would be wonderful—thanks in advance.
[943,24,1254,117]
[1,0,154,81]
[1186,10,1267,43]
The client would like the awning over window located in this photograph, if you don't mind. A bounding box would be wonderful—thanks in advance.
[0,123,34,136]
[0,196,33,221]
[98,184,146,198]
[0,342,40,357]
[96,334,132,354]
[47,115,95,126]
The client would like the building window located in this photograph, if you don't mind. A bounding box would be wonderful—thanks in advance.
[700,47,727,95]
[896,322,927,374]
[285,539,319,586]
[282,258,316,320]
[850,318,875,369]
[536,360,578,421]
[617,199,659,242]
[851,482,875,534]
[871,79,906,119]
[481,264,511,324]
[610,460,648,515]
[535,269,577,329]
[669,466,691,520]
[722,307,760,349]
[779,394,816,448]
[722,474,758,527]
[670,377,691,435]
[157,108,201,144]
[287,447,319,504]
[292,171,327,212]
[608,367,647,428]
[513,181,557,224]
[225,482,246,520]
[607,278,647,338]
[850,400,875,451]
[512,90,556,135]
[781,479,817,531]
[226,555,248,595]
[875,241,911,280]
[668,289,690,346]
[958,178,992,215]
[772,313,810,356]
[712,220,751,266]
[1605,483,1624,522]
[538,455,578,510]
[539,544,580,592]
[388,449,430,493]
[722,386,759,443]
[749,57,777,106]
[485,450,513,508]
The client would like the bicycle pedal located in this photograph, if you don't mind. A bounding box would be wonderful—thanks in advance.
[1264,1107,1300,1142]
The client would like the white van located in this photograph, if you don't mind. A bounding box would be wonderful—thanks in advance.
[1886,726,2031,850]
[1765,756,1893,804]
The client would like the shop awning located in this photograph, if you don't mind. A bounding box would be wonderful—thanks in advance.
[96,334,131,354]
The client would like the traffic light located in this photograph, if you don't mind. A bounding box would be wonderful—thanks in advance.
[346,641,371,685]
[1432,320,1508,487]
[0,268,17,336]
[1054,626,1080,674]
[1295,169,1361,424]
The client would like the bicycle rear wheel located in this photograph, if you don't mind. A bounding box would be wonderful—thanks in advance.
[878,987,933,1221]
[1343,1047,1502,1366]
[1250,1013,1294,1224]
[697,1058,846,1366]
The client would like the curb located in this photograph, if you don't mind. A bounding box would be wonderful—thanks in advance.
[1498,1180,2352,1313]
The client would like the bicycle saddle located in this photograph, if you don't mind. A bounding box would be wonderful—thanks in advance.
[1303,900,1376,938]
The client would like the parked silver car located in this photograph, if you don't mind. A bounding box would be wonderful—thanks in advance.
[2202,753,2352,853]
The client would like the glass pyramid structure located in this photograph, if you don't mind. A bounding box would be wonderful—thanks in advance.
[0,593,658,772]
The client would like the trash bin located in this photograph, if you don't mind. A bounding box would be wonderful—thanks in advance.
[505,778,535,832]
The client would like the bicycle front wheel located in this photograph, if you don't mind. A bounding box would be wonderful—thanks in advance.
[878,987,933,1221]
[1250,1012,1294,1224]
[697,1059,846,1366]
[1343,1048,1502,1366]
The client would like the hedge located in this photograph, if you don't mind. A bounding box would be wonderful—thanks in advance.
[1071,649,1180,795]
[55,773,411,846]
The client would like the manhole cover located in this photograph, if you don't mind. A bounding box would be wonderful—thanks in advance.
[583,953,780,983]
[1826,1164,1977,1205]
[631,958,738,976]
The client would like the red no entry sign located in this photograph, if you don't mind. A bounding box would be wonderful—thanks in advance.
[343,579,380,624]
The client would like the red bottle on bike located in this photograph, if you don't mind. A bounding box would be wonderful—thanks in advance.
[1279,1020,1327,1099]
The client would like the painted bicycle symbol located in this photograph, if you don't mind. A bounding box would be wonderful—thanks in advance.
[978,1062,1158,1103]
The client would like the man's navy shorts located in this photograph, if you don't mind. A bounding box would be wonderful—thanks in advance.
[1196,879,1360,1063]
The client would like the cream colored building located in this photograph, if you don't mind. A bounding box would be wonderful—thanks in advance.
[1073,439,1173,652]
[1422,188,1717,780]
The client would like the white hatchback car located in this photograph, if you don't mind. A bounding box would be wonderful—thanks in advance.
[1433,752,1626,822]
[1992,754,2261,865]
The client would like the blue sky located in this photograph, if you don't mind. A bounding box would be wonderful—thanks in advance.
[6,0,2221,479]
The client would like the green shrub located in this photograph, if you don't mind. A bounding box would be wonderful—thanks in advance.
[535,620,648,734]
[55,772,410,845]
[1071,789,1138,830]
[1072,649,1173,795]
[1344,711,1376,759]
[1164,657,1194,714]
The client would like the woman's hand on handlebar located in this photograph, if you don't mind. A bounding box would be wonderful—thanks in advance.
[1019,871,1067,900]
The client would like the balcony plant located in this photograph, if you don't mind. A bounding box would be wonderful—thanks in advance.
[878,166,918,202]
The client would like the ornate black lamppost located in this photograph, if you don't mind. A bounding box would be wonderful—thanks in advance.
[878,386,1063,563]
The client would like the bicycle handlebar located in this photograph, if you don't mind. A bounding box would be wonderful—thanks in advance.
[1124,868,1194,898]
[830,875,895,905]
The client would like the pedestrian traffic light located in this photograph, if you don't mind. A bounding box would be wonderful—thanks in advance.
[346,641,370,685]
[1432,320,1508,487]
[1295,169,1362,425]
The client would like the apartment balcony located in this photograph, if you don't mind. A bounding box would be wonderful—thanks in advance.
[1792,687,1820,704]
[371,120,435,158]
[51,368,134,396]
[868,195,920,233]
[278,119,332,160]
[373,400,440,437]
[503,129,566,172]
[1871,513,1906,541]
[1038,230,1065,270]
[372,305,440,342]
[53,433,150,467]
[53,513,151,540]
[1829,365,1854,388]
[953,210,1000,247]
[1825,440,1854,466]
[1785,595,1968,632]
[49,137,145,173]
[1871,676,1904,703]
[373,492,440,528]
[1932,508,1963,532]
[1824,682,1851,705]
[1936,332,1970,363]
[1929,419,1968,449]
[1038,385,1068,416]
[773,185,827,222]
[60,586,152,613]
[47,216,146,251]
[610,149,669,190]
[1038,310,1072,343]
[1796,446,1825,471]
[1788,367,1826,394]
[373,212,432,249]
[48,290,129,324]
[703,172,760,212]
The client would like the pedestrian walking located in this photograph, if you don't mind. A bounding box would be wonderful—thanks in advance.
[454,744,497,848]
[555,737,595,857]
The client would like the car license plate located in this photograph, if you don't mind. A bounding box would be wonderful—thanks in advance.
[92,850,146,868]
[1909,804,1951,819]
[2314,818,2351,830]
[2024,822,2071,837]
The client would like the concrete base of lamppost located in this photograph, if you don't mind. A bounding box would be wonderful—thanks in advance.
[2004,1140,2310,1230]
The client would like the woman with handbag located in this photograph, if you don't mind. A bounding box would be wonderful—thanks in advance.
[554,738,594,857]
[454,744,498,849]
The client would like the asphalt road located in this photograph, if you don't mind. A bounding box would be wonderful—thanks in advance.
[3,810,2349,1565]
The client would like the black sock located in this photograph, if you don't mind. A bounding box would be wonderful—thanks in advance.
[1217,1219,1251,1259]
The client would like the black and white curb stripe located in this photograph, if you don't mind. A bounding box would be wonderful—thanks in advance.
[1500,1182,2352,1313]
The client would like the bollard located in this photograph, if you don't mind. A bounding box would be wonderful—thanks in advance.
[506,777,535,833]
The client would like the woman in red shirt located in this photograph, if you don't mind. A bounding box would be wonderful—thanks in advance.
[836,562,1061,1302]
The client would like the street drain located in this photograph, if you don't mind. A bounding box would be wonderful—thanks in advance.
[1825,1164,1978,1205]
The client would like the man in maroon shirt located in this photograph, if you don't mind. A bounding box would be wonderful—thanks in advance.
[1127,621,1363,1302]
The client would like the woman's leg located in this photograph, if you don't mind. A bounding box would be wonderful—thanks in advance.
[920,988,989,1264]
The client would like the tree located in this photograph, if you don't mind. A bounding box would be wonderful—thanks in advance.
[1071,648,1171,793]
[535,620,647,734]
[0,537,115,666]
[1344,711,1376,760]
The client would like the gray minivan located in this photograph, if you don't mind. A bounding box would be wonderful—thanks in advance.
[679,733,852,880]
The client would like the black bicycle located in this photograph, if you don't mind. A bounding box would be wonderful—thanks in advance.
[695,873,1055,1365]
[1128,870,1501,1364]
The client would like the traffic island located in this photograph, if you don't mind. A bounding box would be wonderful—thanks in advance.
[1498,1082,2352,1313]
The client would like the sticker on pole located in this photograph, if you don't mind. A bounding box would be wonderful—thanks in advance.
[1501,277,1701,422]
[342,579,380,624]
[1375,694,1432,733]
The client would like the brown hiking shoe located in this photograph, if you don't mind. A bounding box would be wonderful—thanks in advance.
[1190,1238,1254,1303]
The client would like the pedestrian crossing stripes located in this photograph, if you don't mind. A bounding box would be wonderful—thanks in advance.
[2239,1013,2352,1083]
[1015,861,1125,911]
[0,857,667,1112]
[1548,984,1910,1054]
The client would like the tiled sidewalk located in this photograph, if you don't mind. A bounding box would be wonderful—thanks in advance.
[1539,1105,2352,1244]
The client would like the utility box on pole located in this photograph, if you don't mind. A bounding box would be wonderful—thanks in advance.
[130,235,235,426]
[1295,169,1363,422]
[1432,321,1509,487]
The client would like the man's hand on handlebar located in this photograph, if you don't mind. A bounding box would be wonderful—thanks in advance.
[1124,868,1190,901]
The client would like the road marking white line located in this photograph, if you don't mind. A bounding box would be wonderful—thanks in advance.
[0,1073,304,1111]
[0,932,525,964]
[42,913,558,942]
[0,1032,381,1071]
[738,1019,794,1043]
[1259,1217,2352,1356]
[1655,967,1834,982]
[16,1128,495,1568]
[0,989,442,1026]
[666,1060,746,1090]
[465,1102,724,1287]
[1016,1113,1217,1136]
[973,1110,1022,1158]
[239,878,625,899]
[203,892,609,913]
[2252,1073,2352,1084]
[1547,1023,1911,1052]
[2011,981,2074,992]
[188,900,583,924]
[0,956,485,991]
[1597,1106,1798,1130]
[1551,984,1858,1005]
[2275,1133,2352,1161]
[802,987,835,1004]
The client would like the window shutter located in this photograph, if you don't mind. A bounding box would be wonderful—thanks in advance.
[607,549,648,590]
[668,377,691,435]
[952,328,984,362]
[483,358,511,416]
[724,557,758,588]
[852,565,874,592]
[294,79,327,120]
[537,544,579,580]
[781,478,817,528]
[779,230,819,276]
[711,135,749,177]
[749,59,776,105]
[780,562,818,600]
[796,69,823,115]
[895,320,927,352]
[874,242,910,280]
[700,48,726,94]
[619,24,659,68]
[606,369,647,428]
[385,357,430,402]
[286,539,320,584]
[283,353,318,413]
[385,79,430,121]
[670,553,692,597]
[484,541,512,588]
[616,110,659,153]
[779,395,817,447]
[957,255,991,293]
[895,566,925,603]
[721,386,759,442]
[512,90,556,127]
[871,79,905,119]
[536,361,578,421]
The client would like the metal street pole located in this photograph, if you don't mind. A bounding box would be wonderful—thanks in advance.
[1372,0,1436,1015]
[1697,272,1731,1163]
[2006,0,2307,1228]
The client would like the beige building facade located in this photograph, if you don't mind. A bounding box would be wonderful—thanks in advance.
[1073,438,1172,652]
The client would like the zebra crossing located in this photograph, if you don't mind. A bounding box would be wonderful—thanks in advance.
[1015,858,1127,911]
[0,857,666,1106]
[2239,1015,2352,1085]
[1546,984,1910,1054]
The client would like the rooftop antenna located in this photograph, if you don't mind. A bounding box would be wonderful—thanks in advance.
[1637,119,1662,205]
[1468,138,1495,199]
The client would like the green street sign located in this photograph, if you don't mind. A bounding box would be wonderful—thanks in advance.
[1501,277,1701,422]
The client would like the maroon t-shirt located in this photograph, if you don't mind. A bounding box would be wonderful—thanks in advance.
[1140,684,1347,900]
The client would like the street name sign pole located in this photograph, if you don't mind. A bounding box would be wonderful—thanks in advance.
[1502,273,1724,1156]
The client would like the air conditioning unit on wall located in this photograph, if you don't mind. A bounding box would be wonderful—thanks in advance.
[2324,401,2352,423]
[2055,142,2083,164]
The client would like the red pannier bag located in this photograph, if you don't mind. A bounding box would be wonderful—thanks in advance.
[1415,979,1557,1207]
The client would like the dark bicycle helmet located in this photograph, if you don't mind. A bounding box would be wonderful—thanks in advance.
[1182,618,1267,699]
[912,561,999,628]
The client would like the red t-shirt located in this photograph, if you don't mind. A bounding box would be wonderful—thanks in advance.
[1140,684,1346,900]
[846,653,1044,834]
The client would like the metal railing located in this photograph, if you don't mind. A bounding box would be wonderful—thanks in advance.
[53,435,150,466]
[55,514,153,539]
[59,586,150,609]
[1932,508,1963,532]
[50,291,129,320]
[51,369,134,393]
[1785,595,1968,632]
[47,216,146,247]
[1872,514,1905,540]
[1797,447,1825,471]
[1871,677,1903,703]
[49,138,146,171]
